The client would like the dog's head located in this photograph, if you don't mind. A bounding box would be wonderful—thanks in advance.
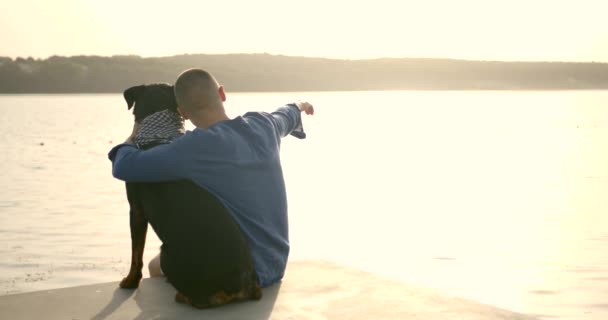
[123,83,178,122]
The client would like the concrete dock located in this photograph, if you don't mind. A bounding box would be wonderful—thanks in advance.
[0,260,537,320]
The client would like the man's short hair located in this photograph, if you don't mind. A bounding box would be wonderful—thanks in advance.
[174,69,221,113]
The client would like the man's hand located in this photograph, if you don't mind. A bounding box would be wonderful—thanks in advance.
[124,122,140,144]
[295,101,314,115]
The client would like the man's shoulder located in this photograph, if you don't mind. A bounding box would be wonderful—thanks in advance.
[242,111,272,120]
[239,112,278,130]
[196,116,274,144]
[230,113,282,147]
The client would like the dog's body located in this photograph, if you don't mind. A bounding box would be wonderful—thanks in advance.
[118,83,261,308]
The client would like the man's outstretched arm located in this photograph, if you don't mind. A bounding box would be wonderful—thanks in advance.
[271,102,314,139]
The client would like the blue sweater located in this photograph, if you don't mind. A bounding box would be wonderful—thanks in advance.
[108,104,305,287]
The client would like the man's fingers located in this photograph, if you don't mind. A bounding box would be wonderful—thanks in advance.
[303,103,313,115]
[296,101,314,115]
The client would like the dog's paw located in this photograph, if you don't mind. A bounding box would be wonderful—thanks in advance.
[119,274,142,289]
[175,292,191,304]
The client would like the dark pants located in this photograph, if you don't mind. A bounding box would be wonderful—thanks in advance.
[131,180,257,301]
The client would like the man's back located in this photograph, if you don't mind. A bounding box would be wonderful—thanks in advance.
[110,104,306,287]
[170,110,295,287]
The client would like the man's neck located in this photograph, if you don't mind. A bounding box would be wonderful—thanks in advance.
[189,109,231,129]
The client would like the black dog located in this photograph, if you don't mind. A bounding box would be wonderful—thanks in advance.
[118,83,262,308]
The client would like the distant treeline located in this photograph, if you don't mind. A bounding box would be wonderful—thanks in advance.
[1,54,607,93]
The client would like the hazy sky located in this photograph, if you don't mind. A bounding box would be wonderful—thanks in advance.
[1,0,607,62]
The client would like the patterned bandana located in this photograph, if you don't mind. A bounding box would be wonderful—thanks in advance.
[133,109,185,149]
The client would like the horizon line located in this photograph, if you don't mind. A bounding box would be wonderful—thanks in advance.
[1,52,607,65]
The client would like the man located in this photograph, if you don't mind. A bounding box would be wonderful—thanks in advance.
[108,69,313,288]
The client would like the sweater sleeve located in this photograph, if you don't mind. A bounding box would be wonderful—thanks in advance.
[270,104,306,139]
[108,141,187,182]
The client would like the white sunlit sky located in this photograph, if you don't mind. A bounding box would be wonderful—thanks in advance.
[0,0,607,62]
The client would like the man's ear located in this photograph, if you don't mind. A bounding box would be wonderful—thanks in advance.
[123,85,146,110]
[218,85,226,102]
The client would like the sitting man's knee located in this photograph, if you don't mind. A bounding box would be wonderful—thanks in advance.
[148,253,164,277]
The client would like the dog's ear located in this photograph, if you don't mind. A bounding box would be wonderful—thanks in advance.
[168,85,178,107]
[123,85,146,110]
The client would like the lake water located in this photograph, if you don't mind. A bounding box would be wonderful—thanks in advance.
[0,91,607,319]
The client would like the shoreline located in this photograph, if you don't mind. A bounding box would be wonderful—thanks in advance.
[0,260,538,320]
